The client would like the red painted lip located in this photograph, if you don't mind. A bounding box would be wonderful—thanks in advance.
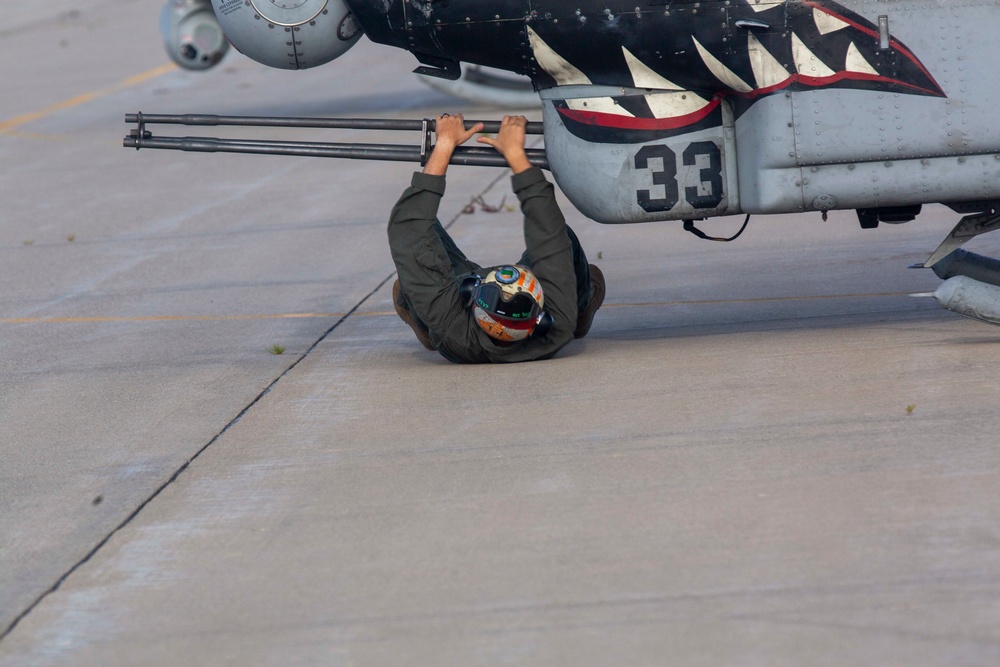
[803,0,943,94]
[556,97,721,130]
[746,69,944,99]
[552,1,944,135]
[556,72,941,133]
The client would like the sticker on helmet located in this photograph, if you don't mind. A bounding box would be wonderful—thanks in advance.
[495,266,519,284]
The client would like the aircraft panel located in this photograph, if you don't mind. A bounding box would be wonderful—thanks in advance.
[789,3,1000,166]
[542,96,738,223]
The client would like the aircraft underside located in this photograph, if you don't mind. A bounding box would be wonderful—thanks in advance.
[143,0,1000,326]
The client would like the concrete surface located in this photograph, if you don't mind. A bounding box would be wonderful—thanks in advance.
[1,2,999,665]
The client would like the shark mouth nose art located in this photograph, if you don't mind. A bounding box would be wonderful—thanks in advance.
[531,0,946,143]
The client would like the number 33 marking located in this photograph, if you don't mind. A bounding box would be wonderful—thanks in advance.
[635,142,724,213]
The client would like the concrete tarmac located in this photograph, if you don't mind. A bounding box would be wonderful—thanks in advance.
[2,3,999,665]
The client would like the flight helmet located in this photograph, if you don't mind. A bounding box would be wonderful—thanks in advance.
[462,265,551,341]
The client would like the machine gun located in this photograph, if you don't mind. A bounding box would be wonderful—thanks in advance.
[123,113,548,169]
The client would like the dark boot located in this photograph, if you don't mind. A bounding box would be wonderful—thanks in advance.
[392,280,434,350]
[574,264,605,339]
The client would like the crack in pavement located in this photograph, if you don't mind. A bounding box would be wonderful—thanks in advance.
[0,167,512,644]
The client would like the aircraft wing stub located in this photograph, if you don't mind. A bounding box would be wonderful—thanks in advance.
[922,208,1000,268]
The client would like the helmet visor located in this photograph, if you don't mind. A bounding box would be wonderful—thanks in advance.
[473,283,540,320]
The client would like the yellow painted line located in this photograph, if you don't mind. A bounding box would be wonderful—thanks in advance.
[0,63,178,135]
[1,293,918,326]
[1,311,396,324]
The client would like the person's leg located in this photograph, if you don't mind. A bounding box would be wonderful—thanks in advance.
[518,225,603,337]
[565,225,593,314]
[393,279,434,350]
[563,225,604,338]
[517,225,592,311]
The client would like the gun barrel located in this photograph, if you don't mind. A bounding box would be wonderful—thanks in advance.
[124,112,548,168]
[122,134,549,169]
[124,113,543,135]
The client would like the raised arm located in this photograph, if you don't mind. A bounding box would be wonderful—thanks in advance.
[422,113,485,176]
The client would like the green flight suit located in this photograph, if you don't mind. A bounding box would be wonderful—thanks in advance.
[388,166,590,363]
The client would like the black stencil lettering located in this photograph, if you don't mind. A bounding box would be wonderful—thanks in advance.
[682,141,724,209]
[635,144,679,213]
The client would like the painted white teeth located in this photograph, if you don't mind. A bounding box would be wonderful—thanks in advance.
[745,0,779,14]
[532,1,904,118]
[623,47,710,119]
[565,98,634,116]
[526,26,591,86]
[747,33,790,88]
[813,6,850,34]
[623,47,682,90]
[846,41,880,75]
[694,37,754,92]
[792,33,836,77]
